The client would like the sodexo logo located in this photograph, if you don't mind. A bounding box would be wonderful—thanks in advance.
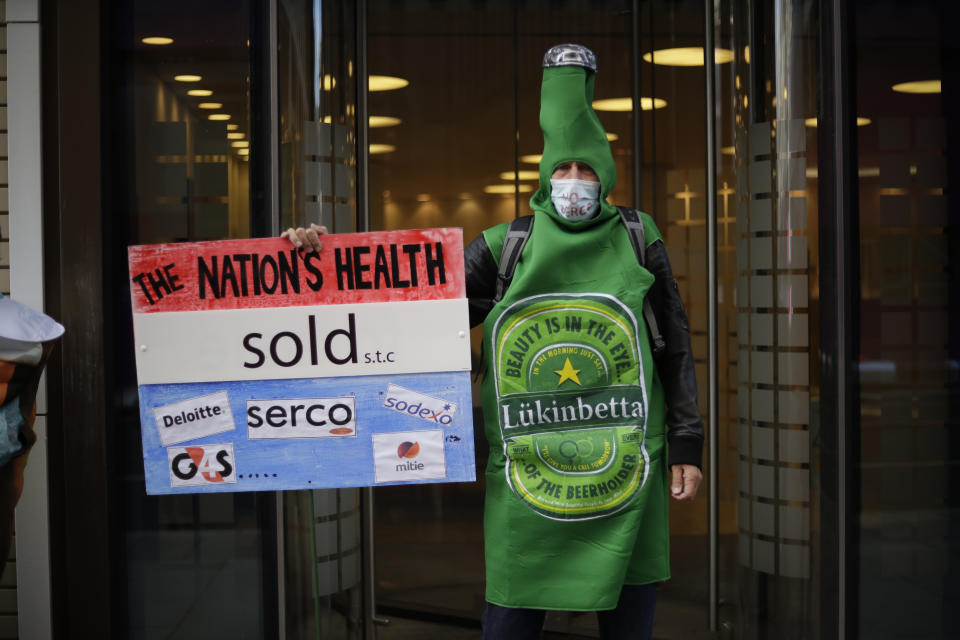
[167,444,237,487]
[383,384,457,426]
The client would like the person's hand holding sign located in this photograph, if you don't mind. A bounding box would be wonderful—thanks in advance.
[281,223,327,253]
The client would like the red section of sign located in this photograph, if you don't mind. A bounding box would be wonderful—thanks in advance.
[128,228,465,313]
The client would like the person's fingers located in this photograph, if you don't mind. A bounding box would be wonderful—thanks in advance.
[679,466,703,501]
[671,465,684,498]
[282,225,327,252]
[670,465,702,501]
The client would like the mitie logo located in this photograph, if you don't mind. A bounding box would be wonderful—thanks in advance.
[168,444,237,487]
[372,430,446,483]
[396,441,423,471]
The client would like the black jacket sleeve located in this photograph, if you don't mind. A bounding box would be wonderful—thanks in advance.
[464,233,498,328]
[645,239,705,469]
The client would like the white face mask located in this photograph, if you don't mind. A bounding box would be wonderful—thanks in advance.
[550,178,601,220]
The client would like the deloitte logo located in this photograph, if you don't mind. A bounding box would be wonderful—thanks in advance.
[491,293,650,521]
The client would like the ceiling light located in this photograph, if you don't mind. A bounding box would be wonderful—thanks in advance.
[174,74,203,83]
[369,143,397,154]
[520,154,542,164]
[369,116,402,128]
[642,47,735,66]
[323,75,336,91]
[227,132,245,140]
[198,102,222,109]
[891,80,941,94]
[744,46,750,64]
[187,89,213,97]
[499,170,540,181]
[208,114,231,121]
[804,117,872,127]
[227,124,239,131]
[606,132,619,141]
[483,184,534,194]
[231,140,249,148]
[593,97,667,111]
[237,148,249,156]
[369,75,409,91]
[142,37,174,45]
[721,146,735,156]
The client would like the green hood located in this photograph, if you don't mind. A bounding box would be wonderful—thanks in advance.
[529,64,618,228]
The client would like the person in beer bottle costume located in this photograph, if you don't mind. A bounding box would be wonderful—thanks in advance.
[285,43,703,640]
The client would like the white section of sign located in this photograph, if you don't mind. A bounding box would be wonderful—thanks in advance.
[372,430,446,483]
[247,397,357,439]
[133,298,470,385]
[383,384,457,427]
[167,443,238,487]
[153,391,235,446]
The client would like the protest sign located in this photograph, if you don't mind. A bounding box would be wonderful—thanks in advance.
[128,228,475,494]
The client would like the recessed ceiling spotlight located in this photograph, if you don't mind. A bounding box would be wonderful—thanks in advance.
[593,97,667,111]
[891,80,941,94]
[174,74,203,82]
[142,37,174,45]
[369,75,409,91]
[499,171,540,181]
[642,47,735,66]
[483,184,533,194]
[187,89,213,97]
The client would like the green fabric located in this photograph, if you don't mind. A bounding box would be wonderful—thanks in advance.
[478,63,670,610]
[529,65,618,226]
[482,214,670,611]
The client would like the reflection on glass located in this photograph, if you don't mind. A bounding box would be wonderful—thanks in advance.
[116,2,260,638]
[723,0,821,637]
[855,2,958,637]
[278,1,363,638]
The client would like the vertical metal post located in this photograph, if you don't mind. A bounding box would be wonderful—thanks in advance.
[356,0,370,233]
[818,0,858,636]
[703,0,720,633]
[268,0,280,233]
[631,0,644,207]
[265,2,284,636]
[356,2,385,637]
[276,494,286,639]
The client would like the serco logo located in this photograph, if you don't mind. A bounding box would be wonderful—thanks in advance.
[168,444,237,487]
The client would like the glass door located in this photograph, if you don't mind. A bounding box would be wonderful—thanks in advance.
[363,2,710,637]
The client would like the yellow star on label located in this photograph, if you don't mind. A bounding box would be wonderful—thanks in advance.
[554,357,582,387]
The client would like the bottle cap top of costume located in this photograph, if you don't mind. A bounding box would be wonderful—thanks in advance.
[542,44,597,72]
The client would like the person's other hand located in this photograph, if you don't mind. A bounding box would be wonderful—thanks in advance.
[281,223,327,253]
[669,464,702,501]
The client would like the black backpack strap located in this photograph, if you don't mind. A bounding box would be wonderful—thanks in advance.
[494,215,534,304]
[617,206,666,358]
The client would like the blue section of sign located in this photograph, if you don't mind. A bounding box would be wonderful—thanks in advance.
[138,371,476,494]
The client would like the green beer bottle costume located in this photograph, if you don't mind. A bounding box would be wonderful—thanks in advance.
[464,45,703,611]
